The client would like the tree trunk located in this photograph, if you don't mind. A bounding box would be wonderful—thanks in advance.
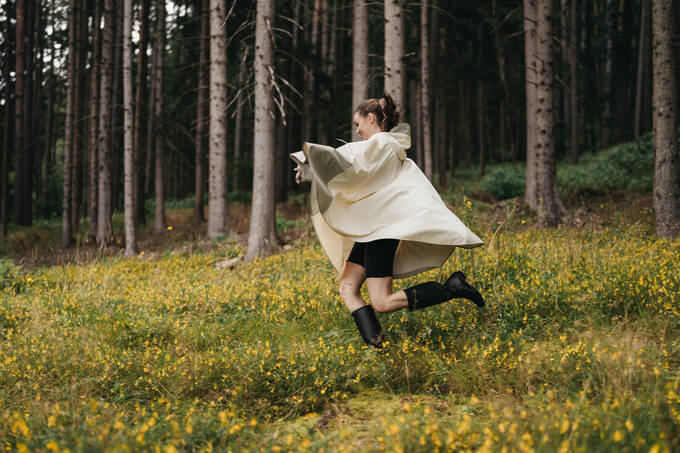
[71,0,87,236]
[477,24,485,177]
[33,3,45,220]
[448,102,456,180]
[1,0,12,239]
[88,0,101,241]
[493,0,508,161]
[134,0,150,225]
[97,0,114,245]
[409,78,422,166]
[144,44,155,199]
[532,0,566,226]
[20,0,34,226]
[14,0,25,225]
[208,0,229,238]
[524,0,538,208]
[634,0,651,138]
[384,0,405,108]
[111,2,123,213]
[233,46,248,192]
[651,0,680,238]
[477,79,485,177]
[435,43,447,186]
[123,0,136,255]
[569,0,579,163]
[153,0,166,234]
[351,0,368,141]
[62,0,78,247]
[601,1,614,148]
[246,0,277,260]
[420,0,433,180]
[317,0,330,145]
[303,0,321,141]
[194,0,208,222]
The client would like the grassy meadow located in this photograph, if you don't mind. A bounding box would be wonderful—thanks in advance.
[1,179,680,452]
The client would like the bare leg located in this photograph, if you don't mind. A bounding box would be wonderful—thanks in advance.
[339,262,367,313]
[365,277,408,314]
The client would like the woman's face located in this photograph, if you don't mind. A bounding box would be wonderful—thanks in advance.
[353,112,381,140]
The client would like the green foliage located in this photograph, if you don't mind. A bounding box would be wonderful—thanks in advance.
[480,164,526,200]
[275,213,295,233]
[478,133,656,200]
[559,132,654,194]
[0,258,24,293]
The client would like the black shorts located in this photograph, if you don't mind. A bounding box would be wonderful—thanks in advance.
[346,238,400,278]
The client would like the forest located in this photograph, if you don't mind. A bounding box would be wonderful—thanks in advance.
[1,0,677,256]
[1,0,680,451]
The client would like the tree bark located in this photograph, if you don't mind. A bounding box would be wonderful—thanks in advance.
[62,0,78,247]
[569,0,579,163]
[111,2,123,212]
[634,0,651,138]
[303,0,321,141]
[123,0,136,255]
[233,46,248,193]
[134,0,150,225]
[477,24,485,177]
[153,0,166,234]
[14,0,25,225]
[435,22,447,187]
[601,0,614,148]
[246,0,277,260]
[318,0,330,144]
[532,0,566,226]
[351,0,369,141]
[97,0,114,245]
[420,0,433,180]
[384,0,405,108]
[651,0,680,238]
[88,0,101,241]
[1,0,12,239]
[20,0,34,226]
[71,0,87,237]
[208,0,229,238]
[194,0,209,222]
[524,0,538,208]
[493,0,509,161]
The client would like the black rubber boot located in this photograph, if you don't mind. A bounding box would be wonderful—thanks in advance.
[445,271,485,307]
[404,281,455,311]
[351,305,383,349]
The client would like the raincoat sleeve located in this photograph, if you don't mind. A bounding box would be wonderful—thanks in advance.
[302,138,396,202]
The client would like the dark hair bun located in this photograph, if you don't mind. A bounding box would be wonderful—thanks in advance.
[381,92,401,131]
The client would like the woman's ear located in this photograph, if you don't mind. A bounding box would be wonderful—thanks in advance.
[367,112,376,125]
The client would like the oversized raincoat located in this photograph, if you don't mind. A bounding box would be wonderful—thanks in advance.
[298,123,483,279]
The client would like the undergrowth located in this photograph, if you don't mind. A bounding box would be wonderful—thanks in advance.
[1,195,679,452]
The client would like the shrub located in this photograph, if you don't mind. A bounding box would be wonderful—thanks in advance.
[558,132,654,193]
[480,164,526,200]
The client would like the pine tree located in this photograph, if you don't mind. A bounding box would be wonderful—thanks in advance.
[207,0,229,238]
[246,0,277,260]
[651,0,680,238]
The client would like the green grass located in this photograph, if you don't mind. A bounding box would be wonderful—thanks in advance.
[1,192,679,452]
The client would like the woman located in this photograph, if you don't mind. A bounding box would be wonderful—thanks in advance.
[294,94,484,348]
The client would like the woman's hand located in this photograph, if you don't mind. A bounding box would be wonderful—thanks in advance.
[294,165,303,184]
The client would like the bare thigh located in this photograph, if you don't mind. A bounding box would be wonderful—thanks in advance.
[365,277,408,313]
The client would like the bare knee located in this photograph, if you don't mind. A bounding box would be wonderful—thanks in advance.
[339,279,359,303]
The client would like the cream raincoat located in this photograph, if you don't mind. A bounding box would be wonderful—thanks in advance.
[300,123,483,279]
